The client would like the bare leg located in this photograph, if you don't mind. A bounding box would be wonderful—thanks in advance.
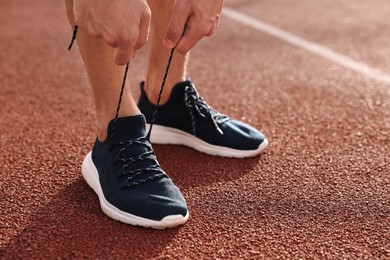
[145,0,189,104]
[65,0,140,141]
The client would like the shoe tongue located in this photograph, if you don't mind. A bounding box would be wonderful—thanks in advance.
[107,115,154,172]
[168,79,194,100]
[107,115,147,143]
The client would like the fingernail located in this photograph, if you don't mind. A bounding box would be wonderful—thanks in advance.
[164,39,174,48]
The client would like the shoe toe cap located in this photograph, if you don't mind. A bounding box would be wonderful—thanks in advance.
[220,119,267,150]
[107,177,188,221]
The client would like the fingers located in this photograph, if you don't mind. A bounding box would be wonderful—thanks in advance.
[205,15,219,36]
[113,7,150,64]
[73,0,151,66]
[215,0,224,29]
[114,46,133,65]
[113,12,150,65]
[212,13,221,33]
[175,16,216,53]
[163,1,191,49]
[135,10,151,50]
[165,0,224,53]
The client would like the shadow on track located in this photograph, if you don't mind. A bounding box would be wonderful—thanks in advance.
[1,178,181,259]
[153,144,263,191]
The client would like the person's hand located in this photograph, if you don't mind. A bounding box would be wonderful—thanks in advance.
[164,0,224,53]
[73,0,151,65]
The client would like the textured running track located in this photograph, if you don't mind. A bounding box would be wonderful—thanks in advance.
[1,0,389,259]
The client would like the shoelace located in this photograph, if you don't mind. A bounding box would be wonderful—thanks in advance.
[68,25,174,188]
[113,136,167,188]
[184,84,229,136]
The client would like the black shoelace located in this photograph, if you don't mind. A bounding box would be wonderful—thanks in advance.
[114,136,167,188]
[68,25,174,188]
[184,83,229,136]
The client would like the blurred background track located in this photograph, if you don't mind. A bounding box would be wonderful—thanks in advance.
[1,0,389,258]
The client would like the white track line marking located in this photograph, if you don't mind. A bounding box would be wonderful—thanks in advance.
[223,7,390,85]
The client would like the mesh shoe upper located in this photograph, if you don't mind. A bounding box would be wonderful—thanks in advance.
[91,115,188,221]
[138,80,267,151]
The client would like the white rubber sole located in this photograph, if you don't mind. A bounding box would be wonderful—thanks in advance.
[147,124,269,158]
[81,152,189,229]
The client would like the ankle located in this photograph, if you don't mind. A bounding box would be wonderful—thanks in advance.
[96,129,108,142]
[95,110,141,142]
[144,79,183,105]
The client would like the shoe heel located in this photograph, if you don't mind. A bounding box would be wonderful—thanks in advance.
[81,152,100,194]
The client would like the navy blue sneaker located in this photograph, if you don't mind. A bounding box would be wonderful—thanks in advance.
[81,115,189,229]
[138,80,268,158]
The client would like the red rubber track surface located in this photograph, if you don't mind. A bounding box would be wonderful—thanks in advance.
[1,0,389,259]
